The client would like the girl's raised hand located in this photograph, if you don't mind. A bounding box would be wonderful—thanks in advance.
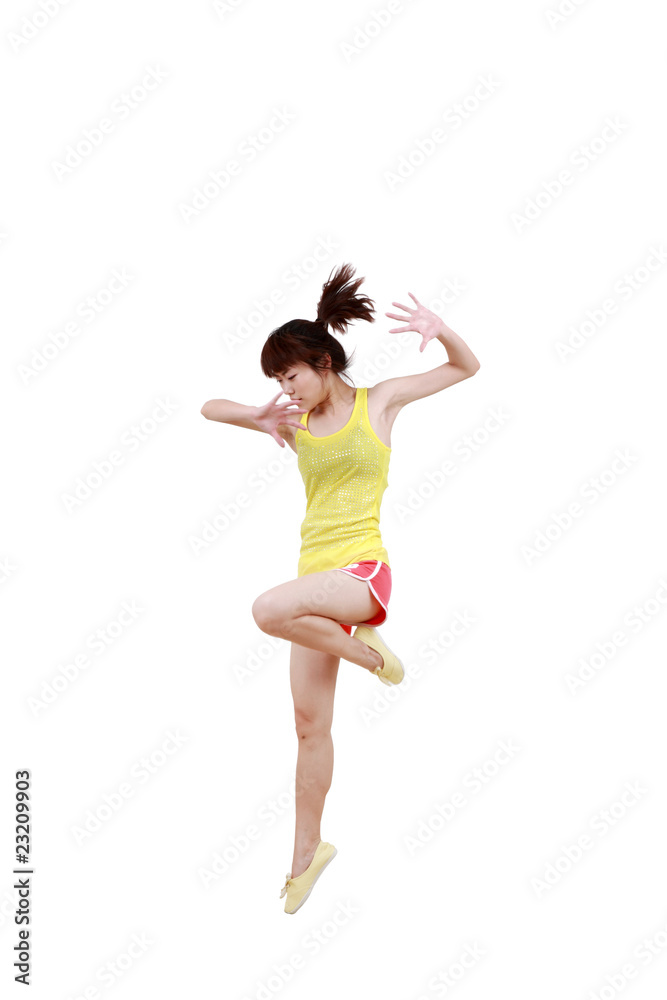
[253,391,307,447]
[385,292,444,353]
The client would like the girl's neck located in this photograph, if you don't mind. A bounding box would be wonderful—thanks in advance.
[312,378,355,417]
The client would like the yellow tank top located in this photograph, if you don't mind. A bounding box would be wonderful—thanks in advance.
[295,386,391,576]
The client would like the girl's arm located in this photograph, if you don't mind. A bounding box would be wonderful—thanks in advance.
[433,321,480,373]
[200,398,263,431]
[201,393,307,448]
[375,294,480,410]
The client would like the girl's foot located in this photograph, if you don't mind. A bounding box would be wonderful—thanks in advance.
[364,646,383,673]
[354,626,405,685]
[291,841,319,877]
[280,842,338,914]
[352,637,382,672]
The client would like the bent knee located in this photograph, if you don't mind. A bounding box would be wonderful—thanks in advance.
[251,592,285,634]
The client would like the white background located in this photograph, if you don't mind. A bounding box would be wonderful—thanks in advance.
[2,0,667,997]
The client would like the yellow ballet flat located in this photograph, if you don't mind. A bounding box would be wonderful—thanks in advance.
[279,841,337,914]
[354,625,405,685]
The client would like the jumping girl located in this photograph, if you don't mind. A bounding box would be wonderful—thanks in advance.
[200,263,480,913]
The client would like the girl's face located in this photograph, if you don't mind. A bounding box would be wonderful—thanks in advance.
[273,363,322,408]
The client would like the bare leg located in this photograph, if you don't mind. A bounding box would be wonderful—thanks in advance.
[289,641,339,877]
[284,613,382,672]
[252,571,388,879]
[252,570,384,673]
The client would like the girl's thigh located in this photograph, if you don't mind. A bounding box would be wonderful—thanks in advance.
[253,570,382,631]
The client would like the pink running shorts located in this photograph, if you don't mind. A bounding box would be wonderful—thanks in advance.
[331,559,392,635]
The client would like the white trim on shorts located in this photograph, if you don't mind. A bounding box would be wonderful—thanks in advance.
[332,560,388,623]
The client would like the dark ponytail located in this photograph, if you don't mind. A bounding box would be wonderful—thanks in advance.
[260,262,375,384]
[315,261,376,335]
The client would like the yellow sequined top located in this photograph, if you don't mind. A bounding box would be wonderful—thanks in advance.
[295,386,391,576]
